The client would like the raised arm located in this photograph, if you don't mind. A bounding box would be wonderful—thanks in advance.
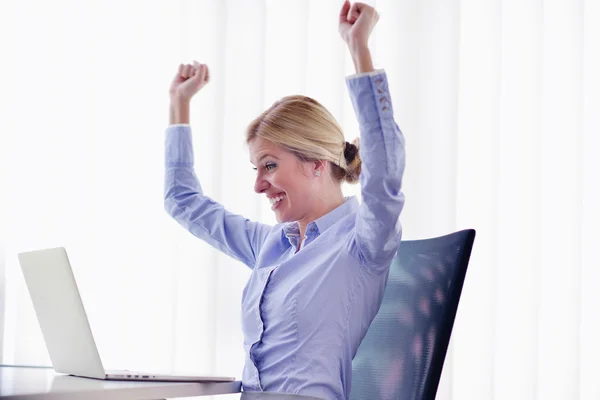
[165,63,272,269]
[340,2,406,272]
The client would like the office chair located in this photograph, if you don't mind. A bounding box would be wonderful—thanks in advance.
[350,229,476,400]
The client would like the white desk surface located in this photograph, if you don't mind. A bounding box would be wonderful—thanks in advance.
[0,366,242,399]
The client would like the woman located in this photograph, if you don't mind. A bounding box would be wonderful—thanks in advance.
[164,2,405,399]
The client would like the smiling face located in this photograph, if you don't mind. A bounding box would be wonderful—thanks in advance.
[249,136,321,224]
[245,95,360,230]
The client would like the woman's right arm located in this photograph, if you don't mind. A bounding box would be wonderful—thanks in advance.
[339,3,405,273]
[165,64,273,269]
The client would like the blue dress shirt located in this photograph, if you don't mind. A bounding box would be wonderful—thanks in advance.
[164,70,405,400]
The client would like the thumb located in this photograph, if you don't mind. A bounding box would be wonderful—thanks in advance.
[348,3,361,22]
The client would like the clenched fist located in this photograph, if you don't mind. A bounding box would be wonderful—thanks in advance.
[169,61,210,102]
[338,1,379,50]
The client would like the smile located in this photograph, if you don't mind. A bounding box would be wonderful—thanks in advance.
[269,193,286,209]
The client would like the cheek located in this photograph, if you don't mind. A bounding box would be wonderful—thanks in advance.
[291,177,315,197]
[272,172,309,195]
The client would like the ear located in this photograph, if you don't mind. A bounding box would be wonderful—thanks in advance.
[313,160,327,177]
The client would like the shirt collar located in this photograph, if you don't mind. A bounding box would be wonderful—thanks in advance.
[281,196,359,242]
[313,196,359,234]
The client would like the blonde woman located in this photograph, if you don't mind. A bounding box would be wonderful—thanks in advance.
[164,2,405,399]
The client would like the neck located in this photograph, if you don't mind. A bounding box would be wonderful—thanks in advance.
[297,191,345,239]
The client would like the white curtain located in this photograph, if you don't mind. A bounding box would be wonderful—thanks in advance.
[1,1,598,399]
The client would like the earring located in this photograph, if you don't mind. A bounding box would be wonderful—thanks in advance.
[315,170,321,177]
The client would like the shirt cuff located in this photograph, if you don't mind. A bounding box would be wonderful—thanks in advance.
[346,69,385,80]
[165,125,194,166]
[345,70,394,124]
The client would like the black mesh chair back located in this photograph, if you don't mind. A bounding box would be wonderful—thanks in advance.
[350,229,476,400]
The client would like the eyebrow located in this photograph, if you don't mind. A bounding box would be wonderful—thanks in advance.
[251,153,280,165]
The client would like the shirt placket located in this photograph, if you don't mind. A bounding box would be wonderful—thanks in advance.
[248,266,276,391]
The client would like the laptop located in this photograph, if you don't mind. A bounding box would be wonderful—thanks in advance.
[18,247,235,382]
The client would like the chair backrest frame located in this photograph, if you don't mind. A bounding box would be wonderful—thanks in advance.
[421,229,475,400]
[350,229,476,400]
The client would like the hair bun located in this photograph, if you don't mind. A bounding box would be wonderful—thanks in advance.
[342,138,361,184]
[343,141,358,164]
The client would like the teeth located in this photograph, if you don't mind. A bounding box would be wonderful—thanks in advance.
[269,194,286,206]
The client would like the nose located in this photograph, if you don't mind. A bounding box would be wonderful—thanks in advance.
[254,173,270,194]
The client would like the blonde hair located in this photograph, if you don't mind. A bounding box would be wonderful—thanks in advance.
[246,95,361,184]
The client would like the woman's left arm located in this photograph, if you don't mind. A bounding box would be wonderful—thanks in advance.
[340,2,406,273]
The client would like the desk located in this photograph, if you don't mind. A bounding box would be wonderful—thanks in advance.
[0,365,242,399]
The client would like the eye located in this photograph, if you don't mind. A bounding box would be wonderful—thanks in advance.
[265,162,277,171]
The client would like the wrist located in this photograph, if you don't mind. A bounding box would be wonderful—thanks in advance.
[169,98,191,124]
[348,43,374,74]
[170,94,190,107]
[347,39,369,56]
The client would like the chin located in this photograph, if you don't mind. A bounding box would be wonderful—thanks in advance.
[275,213,289,224]
[275,209,296,224]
